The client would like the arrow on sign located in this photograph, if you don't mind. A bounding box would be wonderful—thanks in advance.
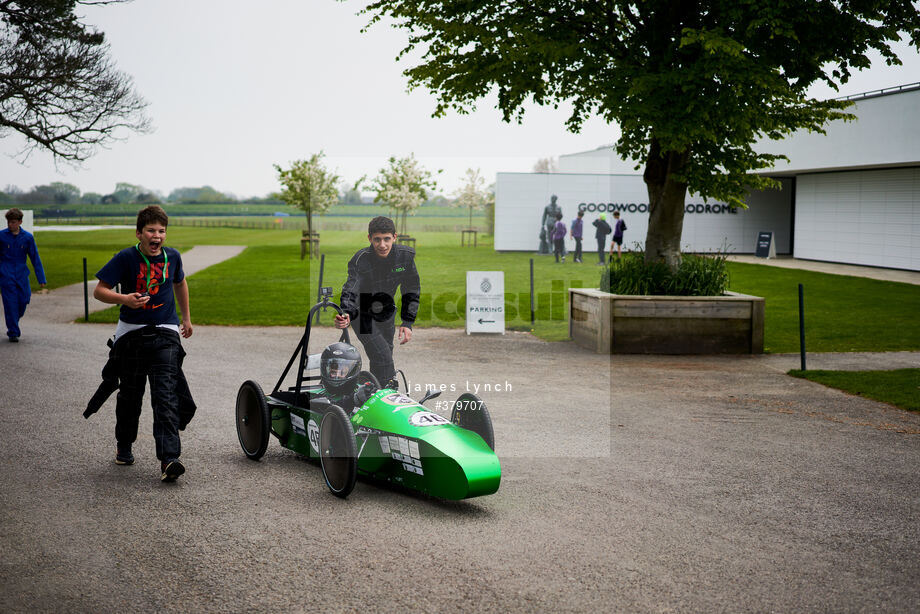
[478,318,495,324]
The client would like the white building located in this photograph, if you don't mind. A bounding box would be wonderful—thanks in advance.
[494,83,920,271]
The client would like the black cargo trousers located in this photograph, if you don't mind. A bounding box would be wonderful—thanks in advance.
[114,326,185,462]
[351,314,396,385]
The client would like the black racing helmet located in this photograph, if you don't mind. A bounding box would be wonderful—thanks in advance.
[320,342,361,394]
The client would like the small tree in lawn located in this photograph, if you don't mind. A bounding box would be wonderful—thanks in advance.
[371,154,437,237]
[274,152,340,244]
[453,168,488,231]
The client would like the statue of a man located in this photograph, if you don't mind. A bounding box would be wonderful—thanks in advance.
[538,195,562,253]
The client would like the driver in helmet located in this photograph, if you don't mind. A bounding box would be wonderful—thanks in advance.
[320,342,379,412]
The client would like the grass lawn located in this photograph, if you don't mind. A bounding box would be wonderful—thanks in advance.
[32,227,920,351]
[788,369,920,412]
[728,262,920,353]
[85,231,592,337]
[29,227,298,293]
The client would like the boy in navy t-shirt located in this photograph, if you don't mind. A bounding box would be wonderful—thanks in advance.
[93,205,193,482]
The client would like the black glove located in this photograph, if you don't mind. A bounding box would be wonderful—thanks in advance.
[384,374,400,391]
[353,382,378,407]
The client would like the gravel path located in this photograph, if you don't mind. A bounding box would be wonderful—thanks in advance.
[1,246,918,612]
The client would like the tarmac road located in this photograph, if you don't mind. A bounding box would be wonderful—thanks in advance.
[1,250,919,612]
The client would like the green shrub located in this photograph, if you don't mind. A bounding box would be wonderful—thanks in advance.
[601,250,730,296]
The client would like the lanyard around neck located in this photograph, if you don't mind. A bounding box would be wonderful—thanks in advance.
[135,243,168,291]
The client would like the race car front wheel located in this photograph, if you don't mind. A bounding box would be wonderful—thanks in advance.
[236,380,270,460]
[319,405,357,498]
[451,393,495,451]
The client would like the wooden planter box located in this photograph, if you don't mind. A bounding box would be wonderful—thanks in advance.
[569,288,764,354]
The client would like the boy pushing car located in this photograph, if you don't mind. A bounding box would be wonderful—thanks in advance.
[93,205,194,482]
[334,216,420,387]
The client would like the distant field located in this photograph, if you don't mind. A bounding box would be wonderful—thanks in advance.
[30,201,481,218]
[33,202,297,217]
[33,202,487,233]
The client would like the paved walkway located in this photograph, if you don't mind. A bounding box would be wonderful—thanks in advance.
[728,254,920,285]
[762,350,920,372]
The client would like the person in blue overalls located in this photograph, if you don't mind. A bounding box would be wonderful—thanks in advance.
[0,208,46,342]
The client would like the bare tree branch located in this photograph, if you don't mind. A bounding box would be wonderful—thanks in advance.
[0,0,149,162]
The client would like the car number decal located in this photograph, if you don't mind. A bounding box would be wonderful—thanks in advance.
[307,418,319,453]
[384,393,416,404]
[408,411,450,427]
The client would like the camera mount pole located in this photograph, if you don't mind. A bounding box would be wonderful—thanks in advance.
[798,283,806,371]
[314,254,325,325]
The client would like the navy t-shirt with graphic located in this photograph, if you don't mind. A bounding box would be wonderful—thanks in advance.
[96,246,185,325]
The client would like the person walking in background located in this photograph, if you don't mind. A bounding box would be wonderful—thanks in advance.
[552,212,567,263]
[1,208,46,342]
[592,213,612,265]
[610,210,627,259]
[570,210,584,263]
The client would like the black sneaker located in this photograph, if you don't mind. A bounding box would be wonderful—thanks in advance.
[160,459,185,482]
[115,445,134,465]
[8,337,18,343]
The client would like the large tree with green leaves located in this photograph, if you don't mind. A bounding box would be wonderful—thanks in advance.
[0,0,149,161]
[274,152,341,242]
[355,1,920,269]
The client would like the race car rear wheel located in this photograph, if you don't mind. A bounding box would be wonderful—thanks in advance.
[451,393,495,451]
[236,380,270,460]
[319,405,357,498]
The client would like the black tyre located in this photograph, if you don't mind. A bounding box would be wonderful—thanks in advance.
[451,393,495,451]
[236,380,271,460]
[356,370,380,389]
[319,405,357,498]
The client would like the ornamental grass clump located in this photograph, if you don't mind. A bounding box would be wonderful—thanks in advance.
[601,250,729,296]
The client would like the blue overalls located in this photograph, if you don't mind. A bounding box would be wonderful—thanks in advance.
[0,228,46,339]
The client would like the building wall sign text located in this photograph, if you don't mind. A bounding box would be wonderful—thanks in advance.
[578,202,738,214]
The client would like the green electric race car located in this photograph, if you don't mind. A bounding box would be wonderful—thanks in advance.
[235,288,500,500]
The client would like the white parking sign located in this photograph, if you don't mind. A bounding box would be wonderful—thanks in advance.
[466,271,504,334]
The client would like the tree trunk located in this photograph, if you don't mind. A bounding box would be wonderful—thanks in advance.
[643,138,689,271]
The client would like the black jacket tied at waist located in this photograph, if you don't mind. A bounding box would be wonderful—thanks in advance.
[84,326,196,429]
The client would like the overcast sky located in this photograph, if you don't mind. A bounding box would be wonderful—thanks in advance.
[2,0,919,199]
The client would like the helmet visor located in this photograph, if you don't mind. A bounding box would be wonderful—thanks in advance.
[325,357,359,383]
